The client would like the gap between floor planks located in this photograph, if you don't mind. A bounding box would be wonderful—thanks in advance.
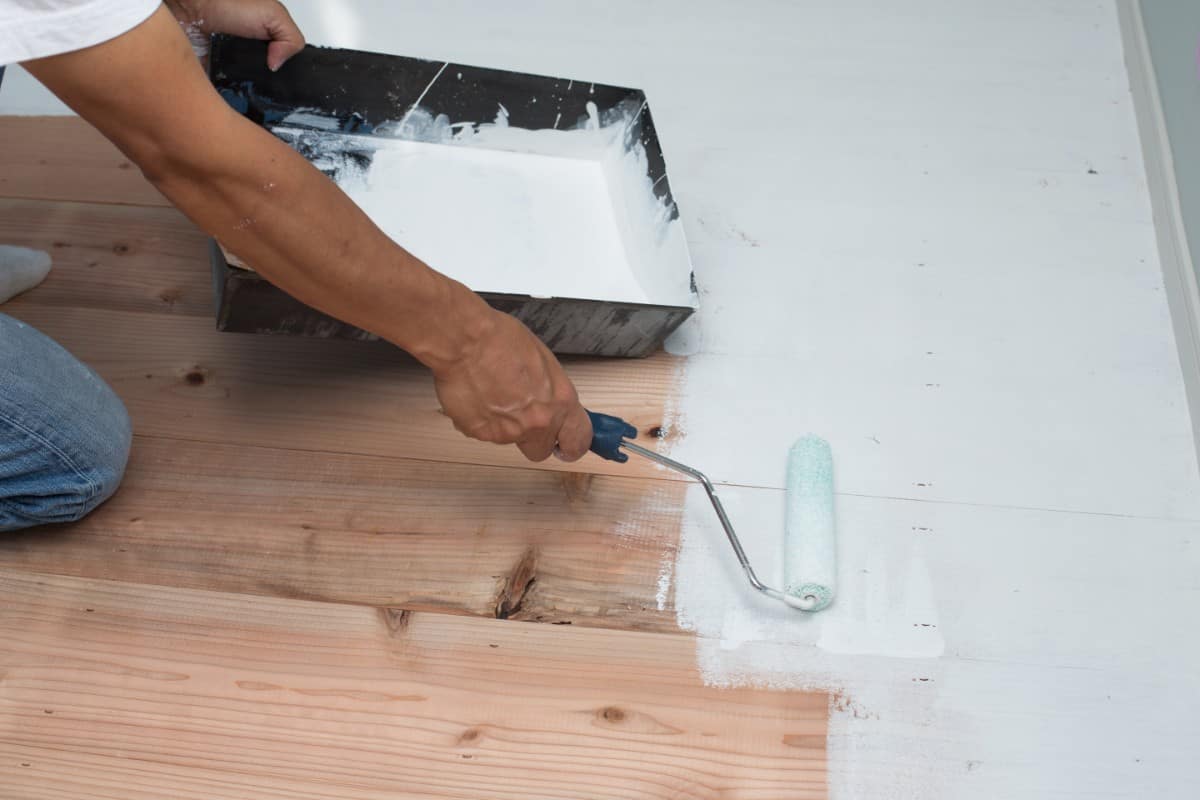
[0,432,688,633]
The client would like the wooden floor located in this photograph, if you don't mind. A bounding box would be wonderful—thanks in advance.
[0,117,827,798]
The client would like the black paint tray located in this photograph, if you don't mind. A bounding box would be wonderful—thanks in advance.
[207,35,697,358]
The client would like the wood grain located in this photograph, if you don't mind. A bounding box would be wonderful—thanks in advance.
[2,301,686,481]
[0,129,692,627]
[0,435,685,632]
[0,117,169,207]
[0,118,829,797]
[0,569,827,799]
[1,191,689,480]
[0,198,212,316]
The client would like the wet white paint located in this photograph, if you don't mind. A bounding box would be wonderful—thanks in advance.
[679,488,1200,797]
[652,0,1200,794]
[276,104,695,307]
[654,557,671,611]
[340,138,651,302]
[674,484,945,668]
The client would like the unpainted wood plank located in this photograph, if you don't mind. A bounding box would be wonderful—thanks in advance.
[1,303,685,481]
[0,117,169,206]
[0,435,684,632]
[0,198,212,316]
[0,569,828,799]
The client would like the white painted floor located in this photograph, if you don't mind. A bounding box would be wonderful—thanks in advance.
[5,1,1199,797]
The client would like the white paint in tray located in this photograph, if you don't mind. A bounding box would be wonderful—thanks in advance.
[343,140,646,302]
[273,103,695,308]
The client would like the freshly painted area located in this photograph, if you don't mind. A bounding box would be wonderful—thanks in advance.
[677,488,1200,797]
[7,1,1200,797]
[655,1,1200,795]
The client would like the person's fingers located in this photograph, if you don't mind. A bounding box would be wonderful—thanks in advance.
[263,2,306,71]
[516,402,563,461]
[553,403,593,462]
[517,431,556,462]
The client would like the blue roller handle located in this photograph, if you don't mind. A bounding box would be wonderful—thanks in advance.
[587,410,638,463]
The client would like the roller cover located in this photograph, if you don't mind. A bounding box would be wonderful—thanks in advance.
[784,435,836,611]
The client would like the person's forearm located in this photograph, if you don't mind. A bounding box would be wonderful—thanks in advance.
[139,107,494,371]
[23,4,594,461]
[25,6,491,371]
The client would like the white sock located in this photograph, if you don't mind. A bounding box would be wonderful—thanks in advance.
[0,246,52,303]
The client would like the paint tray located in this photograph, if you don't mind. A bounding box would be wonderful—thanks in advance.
[207,35,697,358]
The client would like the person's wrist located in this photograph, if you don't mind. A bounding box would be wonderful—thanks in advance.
[401,278,497,376]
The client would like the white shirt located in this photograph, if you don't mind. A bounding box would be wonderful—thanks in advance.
[0,0,160,65]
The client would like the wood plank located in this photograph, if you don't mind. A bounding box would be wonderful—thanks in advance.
[0,198,212,316]
[0,192,688,480]
[0,570,827,799]
[0,435,685,632]
[0,117,169,207]
[2,302,685,481]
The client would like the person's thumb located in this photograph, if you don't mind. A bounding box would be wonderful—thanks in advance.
[262,3,305,71]
[553,403,593,463]
[266,38,303,71]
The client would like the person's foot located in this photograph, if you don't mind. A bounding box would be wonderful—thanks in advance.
[0,246,52,303]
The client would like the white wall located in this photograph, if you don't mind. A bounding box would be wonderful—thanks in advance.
[0,63,72,114]
[1140,0,1200,271]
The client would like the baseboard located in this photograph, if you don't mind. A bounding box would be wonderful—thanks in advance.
[1117,0,1200,463]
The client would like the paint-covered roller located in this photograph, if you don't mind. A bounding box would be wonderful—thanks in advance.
[784,435,836,611]
[586,410,837,612]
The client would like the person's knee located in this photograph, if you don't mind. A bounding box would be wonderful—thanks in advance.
[0,315,132,531]
[0,404,131,531]
[67,396,133,518]
[73,405,133,518]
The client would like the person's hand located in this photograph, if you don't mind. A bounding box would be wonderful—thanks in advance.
[165,0,305,71]
[433,309,593,463]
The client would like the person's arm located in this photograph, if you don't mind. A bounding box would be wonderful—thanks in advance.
[24,4,592,462]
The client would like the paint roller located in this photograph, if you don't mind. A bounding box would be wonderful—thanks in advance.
[586,411,836,611]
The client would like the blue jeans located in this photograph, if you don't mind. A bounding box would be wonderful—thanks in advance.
[0,314,132,531]
[0,64,131,530]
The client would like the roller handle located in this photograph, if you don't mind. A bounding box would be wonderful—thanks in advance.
[586,410,638,463]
